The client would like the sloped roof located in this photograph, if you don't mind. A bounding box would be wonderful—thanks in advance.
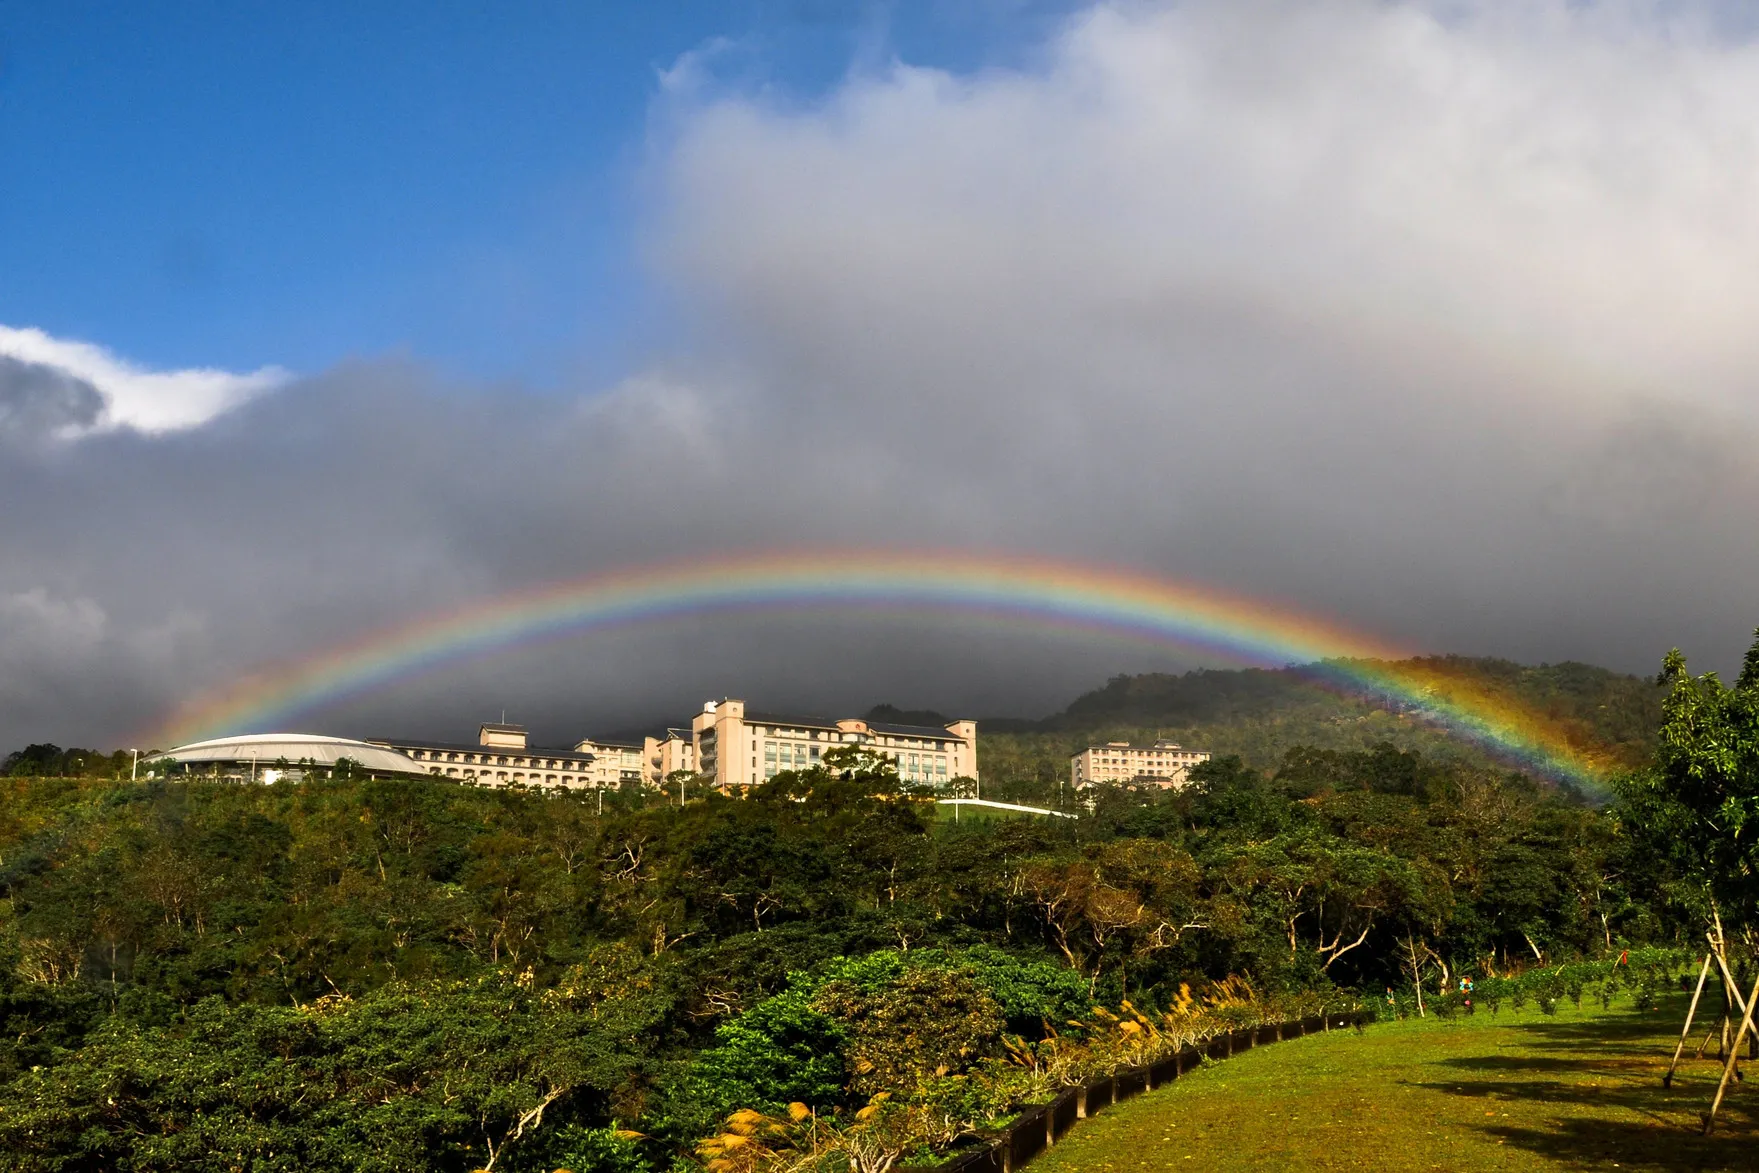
[151,733,421,776]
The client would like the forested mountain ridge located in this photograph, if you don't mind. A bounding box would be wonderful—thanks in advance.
[973,656,1663,801]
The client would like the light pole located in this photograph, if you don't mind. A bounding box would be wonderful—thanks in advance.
[131,749,139,781]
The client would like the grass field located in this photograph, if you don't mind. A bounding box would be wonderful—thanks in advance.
[1030,993,1759,1172]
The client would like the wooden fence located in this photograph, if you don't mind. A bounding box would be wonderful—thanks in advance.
[902,1011,1369,1173]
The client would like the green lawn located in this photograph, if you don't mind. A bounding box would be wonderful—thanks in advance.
[1030,994,1759,1172]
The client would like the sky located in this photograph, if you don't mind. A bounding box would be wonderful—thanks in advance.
[5,1,1759,751]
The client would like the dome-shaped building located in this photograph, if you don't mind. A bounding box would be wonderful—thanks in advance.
[145,733,422,783]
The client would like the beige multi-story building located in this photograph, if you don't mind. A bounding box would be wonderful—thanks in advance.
[572,737,646,789]
[643,729,696,787]
[374,702,981,797]
[692,698,978,791]
[1071,740,1209,789]
[373,722,597,789]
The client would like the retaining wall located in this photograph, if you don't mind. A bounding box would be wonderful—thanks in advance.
[901,1011,1367,1173]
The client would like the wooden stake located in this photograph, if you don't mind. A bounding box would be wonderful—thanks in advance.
[1703,968,1759,1134]
[1665,953,1714,1089]
[1710,950,1752,1028]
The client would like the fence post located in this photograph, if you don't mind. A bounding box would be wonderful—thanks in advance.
[1075,1084,1087,1120]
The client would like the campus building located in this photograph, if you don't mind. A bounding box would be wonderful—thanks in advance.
[691,698,978,792]
[570,737,648,789]
[146,733,422,783]
[642,729,697,787]
[1070,740,1210,789]
[373,723,597,790]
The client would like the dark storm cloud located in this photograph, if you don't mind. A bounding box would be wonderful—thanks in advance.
[0,356,104,440]
[7,1,1759,750]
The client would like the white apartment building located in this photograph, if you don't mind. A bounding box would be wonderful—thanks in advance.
[692,698,978,791]
[1071,740,1210,789]
[373,723,597,789]
[571,737,647,789]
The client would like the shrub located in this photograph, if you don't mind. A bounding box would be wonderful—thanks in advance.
[541,1125,651,1173]
[810,968,1006,1096]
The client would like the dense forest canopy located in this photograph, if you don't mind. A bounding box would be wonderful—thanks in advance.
[0,653,1702,1171]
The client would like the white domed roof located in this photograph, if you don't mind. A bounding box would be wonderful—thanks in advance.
[151,733,421,777]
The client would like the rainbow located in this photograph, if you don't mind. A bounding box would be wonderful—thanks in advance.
[147,550,1612,789]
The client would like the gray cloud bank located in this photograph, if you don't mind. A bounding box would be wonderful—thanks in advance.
[0,357,105,440]
[7,0,1759,750]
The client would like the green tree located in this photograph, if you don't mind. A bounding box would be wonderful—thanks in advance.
[1618,630,1759,933]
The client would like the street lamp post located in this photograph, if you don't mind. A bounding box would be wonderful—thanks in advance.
[131,749,139,781]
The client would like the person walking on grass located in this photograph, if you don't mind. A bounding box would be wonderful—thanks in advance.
[1460,974,1474,1015]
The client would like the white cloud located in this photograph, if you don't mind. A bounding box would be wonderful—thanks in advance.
[0,324,289,436]
[655,0,1759,420]
[632,0,1759,660]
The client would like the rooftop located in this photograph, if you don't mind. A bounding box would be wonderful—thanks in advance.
[150,733,422,777]
[745,710,843,732]
[371,737,594,761]
[743,711,973,739]
[865,720,970,739]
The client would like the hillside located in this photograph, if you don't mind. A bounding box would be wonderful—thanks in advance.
[971,656,1663,801]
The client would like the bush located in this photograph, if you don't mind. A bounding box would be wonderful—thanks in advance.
[539,1125,651,1173]
[811,968,1006,1096]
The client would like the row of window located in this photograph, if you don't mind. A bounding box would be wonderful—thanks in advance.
[431,766,588,787]
[751,726,964,753]
[405,747,588,770]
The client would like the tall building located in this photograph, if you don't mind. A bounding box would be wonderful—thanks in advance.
[374,723,597,789]
[1070,740,1209,789]
[691,698,978,791]
[643,729,696,787]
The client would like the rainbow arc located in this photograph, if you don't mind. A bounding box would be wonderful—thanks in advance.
[148,550,1610,790]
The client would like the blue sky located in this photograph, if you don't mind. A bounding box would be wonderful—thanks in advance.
[0,1,1071,384]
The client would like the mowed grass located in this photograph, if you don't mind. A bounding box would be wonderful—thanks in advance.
[1030,993,1759,1172]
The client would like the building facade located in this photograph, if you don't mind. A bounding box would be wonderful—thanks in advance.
[1070,740,1209,789]
[643,729,697,787]
[369,702,980,796]
[373,723,597,789]
[571,737,647,790]
[147,733,422,783]
[691,698,978,791]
